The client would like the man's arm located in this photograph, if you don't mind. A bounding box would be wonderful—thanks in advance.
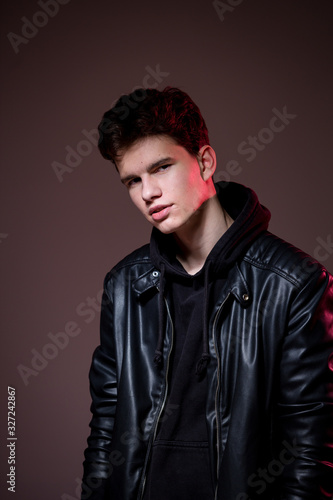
[277,268,333,499]
[81,277,117,500]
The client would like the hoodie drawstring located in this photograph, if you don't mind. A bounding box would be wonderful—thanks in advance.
[195,260,211,376]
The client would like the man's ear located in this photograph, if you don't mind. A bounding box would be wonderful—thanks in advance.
[197,145,217,181]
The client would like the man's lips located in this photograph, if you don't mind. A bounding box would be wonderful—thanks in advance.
[149,204,172,221]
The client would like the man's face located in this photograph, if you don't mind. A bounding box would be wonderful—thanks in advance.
[117,135,213,236]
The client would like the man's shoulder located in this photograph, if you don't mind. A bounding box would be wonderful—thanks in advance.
[243,231,327,288]
[113,243,151,269]
[103,243,153,287]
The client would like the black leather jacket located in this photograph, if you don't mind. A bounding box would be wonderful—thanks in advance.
[82,231,333,500]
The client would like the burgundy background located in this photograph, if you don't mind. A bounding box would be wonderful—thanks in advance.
[1,0,332,498]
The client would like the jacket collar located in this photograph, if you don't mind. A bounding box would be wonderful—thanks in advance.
[132,267,160,295]
[132,261,252,308]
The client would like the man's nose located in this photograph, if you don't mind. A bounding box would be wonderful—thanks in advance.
[141,177,162,202]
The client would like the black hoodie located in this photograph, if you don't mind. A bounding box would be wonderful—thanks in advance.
[142,182,271,500]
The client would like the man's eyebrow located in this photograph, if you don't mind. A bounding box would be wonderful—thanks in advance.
[120,157,174,184]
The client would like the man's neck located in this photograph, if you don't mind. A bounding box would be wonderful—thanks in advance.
[173,194,233,275]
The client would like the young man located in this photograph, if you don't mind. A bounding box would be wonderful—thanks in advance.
[81,87,333,500]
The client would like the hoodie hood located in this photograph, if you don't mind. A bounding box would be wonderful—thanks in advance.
[150,181,271,277]
[149,181,271,373]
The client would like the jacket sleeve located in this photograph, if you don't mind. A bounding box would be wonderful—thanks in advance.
[81,274,117,500]
[277,267,333,500]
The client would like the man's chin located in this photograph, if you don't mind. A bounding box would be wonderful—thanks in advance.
[151,219,177,235]
[153,225,175,235]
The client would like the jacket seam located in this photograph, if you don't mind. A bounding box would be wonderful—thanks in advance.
[243,256,306,289]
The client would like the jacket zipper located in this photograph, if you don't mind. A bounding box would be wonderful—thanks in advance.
[213,292,230,500]
[138,296,174,499]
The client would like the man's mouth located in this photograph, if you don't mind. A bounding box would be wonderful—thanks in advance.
[149,205,172,221]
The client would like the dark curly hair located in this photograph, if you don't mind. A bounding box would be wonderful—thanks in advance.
[97,87,210,167]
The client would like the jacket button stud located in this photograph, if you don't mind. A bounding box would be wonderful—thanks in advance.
[152,271,159,278]
[242,293,249,301]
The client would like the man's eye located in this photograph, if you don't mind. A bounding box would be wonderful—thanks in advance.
[127,178,140,187]
[157,164,171,172]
